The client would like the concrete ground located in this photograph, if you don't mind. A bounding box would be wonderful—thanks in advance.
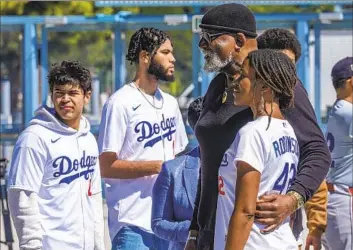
[1,202,328,250]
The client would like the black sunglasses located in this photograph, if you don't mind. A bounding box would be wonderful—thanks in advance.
[199,31,234,44]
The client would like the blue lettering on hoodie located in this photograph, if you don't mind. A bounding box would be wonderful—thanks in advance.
[52,151,97,184]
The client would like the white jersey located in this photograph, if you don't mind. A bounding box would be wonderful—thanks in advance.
[7,106,101,249]
[326,99,353,186]
[98,83,188,239]
[214,116,299,250]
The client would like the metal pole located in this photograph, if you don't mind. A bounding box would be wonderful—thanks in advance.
[91,77,100,118]
[314,22,322,126]
[22,23,38,126]
[113,24,126,91]
[296,20,310,93]
[192,7,201,98]
[41,26,49,105]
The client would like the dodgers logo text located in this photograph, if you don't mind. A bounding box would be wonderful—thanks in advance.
[134,114,176,148]
[52,151,97,184]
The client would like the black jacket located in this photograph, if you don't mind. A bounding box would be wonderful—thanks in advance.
[190,73,331,249]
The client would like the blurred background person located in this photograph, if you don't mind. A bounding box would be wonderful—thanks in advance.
[325,56,353,250]
[152,96,203,250]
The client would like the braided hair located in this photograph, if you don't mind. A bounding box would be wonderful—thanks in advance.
[247,49,297,129]
[248,49,297,110]
[126,27,171,65]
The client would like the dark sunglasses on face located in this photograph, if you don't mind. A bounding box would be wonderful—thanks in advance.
[199,31,231,44]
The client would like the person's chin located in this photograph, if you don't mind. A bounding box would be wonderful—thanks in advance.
[160,75,175,83]
[58,112,75,120]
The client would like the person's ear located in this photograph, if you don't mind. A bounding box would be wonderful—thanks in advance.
[348,77,353,88]
[139,50,150,64]
[84,90,92,105]
[260,84,270,94]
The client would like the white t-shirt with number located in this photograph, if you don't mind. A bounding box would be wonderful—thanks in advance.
[98,83,188,240]
[214,116,299,250]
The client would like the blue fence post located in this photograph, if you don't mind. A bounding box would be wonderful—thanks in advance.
[113,24,126,92]
[91,77,100,118]
[296,20,310,94]
[192,7,201,98]
[22,23,39,126]
[192,33,201,97]
[314,22,322,125]
[41,26,49,105]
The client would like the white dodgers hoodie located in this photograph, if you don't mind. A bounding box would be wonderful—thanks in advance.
[7,106,103,250]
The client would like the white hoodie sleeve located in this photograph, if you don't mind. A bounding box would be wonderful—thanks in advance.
[7,132,46,249]
[8,189,43,250]
[89,156,105,250]
[7,132,46,193]
[92,192,105,250]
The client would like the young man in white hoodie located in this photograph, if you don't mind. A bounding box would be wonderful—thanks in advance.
[7,60,105,250]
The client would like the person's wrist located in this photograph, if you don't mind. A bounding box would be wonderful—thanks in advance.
[308,227,325,237]
[287,191,305,211]
[188,230,198,241]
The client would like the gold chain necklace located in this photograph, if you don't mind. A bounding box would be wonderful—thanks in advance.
[131,82,164,110]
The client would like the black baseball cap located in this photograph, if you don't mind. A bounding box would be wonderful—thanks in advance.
[331,57,353,82]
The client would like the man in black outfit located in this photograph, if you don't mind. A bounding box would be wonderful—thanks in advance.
[185,3,331,250]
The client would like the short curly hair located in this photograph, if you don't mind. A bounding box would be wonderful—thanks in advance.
[257,28,302,62]
[47,60,92,94]
[126,27,172,64]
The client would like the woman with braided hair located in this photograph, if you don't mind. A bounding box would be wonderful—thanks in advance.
[214,49,299,250]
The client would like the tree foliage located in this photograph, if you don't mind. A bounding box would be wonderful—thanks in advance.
[0,1,335,99]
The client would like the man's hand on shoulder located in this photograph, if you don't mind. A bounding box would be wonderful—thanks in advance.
[255,192,301,233]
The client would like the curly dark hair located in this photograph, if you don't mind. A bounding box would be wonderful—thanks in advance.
[126,27,172,65]
[47,60,92,94]
[248,49,297,110]
[257,28,302,62]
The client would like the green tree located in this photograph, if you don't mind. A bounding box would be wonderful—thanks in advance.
[0,1,337,106]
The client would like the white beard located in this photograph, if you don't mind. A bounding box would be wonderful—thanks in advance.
[202,50,233,72]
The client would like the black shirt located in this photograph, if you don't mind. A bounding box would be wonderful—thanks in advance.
[190,73,330,249]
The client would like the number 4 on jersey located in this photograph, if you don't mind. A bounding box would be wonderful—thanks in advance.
[272,162,297,194]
